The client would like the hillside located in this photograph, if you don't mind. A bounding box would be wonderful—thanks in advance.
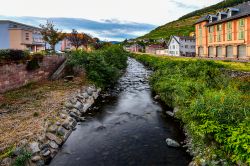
[138,0,249,40]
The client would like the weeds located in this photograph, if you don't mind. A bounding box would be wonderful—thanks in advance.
[133,54,250,165]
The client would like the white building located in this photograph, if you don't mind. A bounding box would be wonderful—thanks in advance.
[156,49,168,55]
[168,36,196,57]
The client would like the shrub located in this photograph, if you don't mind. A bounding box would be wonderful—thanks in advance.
[13,149,31,166]
[133,54,250,165]
[67,45,128,88]
[0,49,29,63]
[26,53,44,71]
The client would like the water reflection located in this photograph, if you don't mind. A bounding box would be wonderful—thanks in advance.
[50,58,191,166]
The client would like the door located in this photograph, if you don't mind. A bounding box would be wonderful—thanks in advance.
[238,45,246,58]
[198,47,203,57]
[226,46,233,58]
[208,46,214,57]
[216,46,222,57]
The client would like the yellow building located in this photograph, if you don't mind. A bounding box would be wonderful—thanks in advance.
[0,20,45,52]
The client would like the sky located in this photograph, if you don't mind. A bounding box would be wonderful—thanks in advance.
[0,0,222,40]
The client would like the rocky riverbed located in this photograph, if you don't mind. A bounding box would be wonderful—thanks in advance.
[50,58,191,166]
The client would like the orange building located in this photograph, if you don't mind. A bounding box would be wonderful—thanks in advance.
[195,2,250,60]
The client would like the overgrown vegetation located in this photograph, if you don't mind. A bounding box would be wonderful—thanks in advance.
[0,49,46,71]
[13,149,32,166]
[67,45,129,88]
[138,0,248,40]
[0,49,29,63]
[132,54,250,165]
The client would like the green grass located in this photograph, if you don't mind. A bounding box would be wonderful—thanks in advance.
[132,54,250,165]
[137,54,250,72]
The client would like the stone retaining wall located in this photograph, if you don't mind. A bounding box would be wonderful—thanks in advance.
[0,56,65,93]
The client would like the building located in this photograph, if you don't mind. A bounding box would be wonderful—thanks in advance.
[124,44,143,53]
[168,35,196,57]
[145,44,165,54]
[155,49,168,55]
[0,20,45,52]
[195,2,250,60]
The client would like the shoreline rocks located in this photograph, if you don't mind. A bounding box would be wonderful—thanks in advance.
[1,85,101,166]
[165,138,181,148]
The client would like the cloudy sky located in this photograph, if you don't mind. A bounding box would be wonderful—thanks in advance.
[0,0,222,40]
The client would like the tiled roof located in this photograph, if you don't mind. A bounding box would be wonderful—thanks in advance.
[195,15,210,24]
[0,20,41,30]
[178,36,195,40]
[195,1,250,25]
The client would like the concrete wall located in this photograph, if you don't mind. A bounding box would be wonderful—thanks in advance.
[0,23,10,49]
[0,56,65,93]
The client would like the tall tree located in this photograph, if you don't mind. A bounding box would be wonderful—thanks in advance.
[40,21,65,51]
[81,33,94,50]
[67,29,83,50]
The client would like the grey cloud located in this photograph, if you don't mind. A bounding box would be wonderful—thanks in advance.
[170,0,199,9]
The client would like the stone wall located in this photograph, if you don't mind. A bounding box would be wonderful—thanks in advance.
[0,56,65,93]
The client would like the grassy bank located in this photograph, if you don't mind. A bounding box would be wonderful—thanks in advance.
[0,78,86,157]
[132,54,250,165]
[67,45,129,88]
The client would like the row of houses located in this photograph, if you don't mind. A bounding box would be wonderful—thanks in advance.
[0,20,79,52]
[125,2,250,60]
[124,35,196,57]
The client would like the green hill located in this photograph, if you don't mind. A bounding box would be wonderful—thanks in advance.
[138,0,249,40]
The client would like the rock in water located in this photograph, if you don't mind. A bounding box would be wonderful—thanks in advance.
[166,111,174,117]
[165,138,180,147]
[154,95,160,100]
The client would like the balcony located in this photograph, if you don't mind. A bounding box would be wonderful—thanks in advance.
[32,38,45,45]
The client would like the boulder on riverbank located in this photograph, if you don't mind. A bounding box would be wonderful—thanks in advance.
[165,138,180,147]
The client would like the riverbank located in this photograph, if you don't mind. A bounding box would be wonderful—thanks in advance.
[49,57,191,166]
[0,77,101,165]
[132,54,250,165]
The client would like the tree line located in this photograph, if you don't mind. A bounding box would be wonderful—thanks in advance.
[39,21,110,52]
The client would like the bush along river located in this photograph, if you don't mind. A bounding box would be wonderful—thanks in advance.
[50,58,192,166]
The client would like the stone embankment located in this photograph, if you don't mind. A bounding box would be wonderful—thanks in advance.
[1,85,101,166]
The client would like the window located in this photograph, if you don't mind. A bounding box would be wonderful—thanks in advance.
[191,46,195,49]
[176,51,178,55]
[208,26,214,43]
[198,24,202,45]
[238,19,245,40]
[217,24,222,42]
[173,45,175,49]
[227,22,232,41]
[239,31,245,40]
[25,33,29,40]
[217,32,222,42]
[239,18,245,27]
[217,24,222,31]
[185,45,188,48]
[208,26,214,33]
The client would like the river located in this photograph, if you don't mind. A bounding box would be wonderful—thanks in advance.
[50,58,191,166]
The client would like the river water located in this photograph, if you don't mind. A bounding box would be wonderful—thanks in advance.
[50,58,191,166]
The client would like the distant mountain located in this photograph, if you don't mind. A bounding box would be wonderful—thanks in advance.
[138,0,249,40]
[0,16,156,41]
